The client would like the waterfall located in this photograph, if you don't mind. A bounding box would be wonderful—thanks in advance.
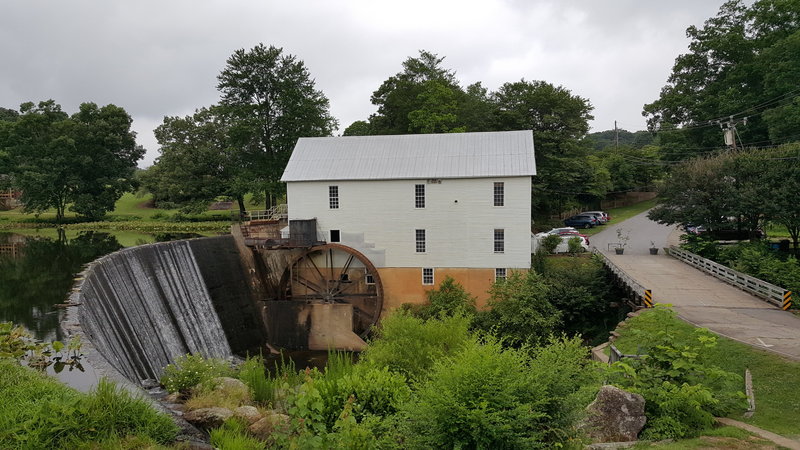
[78,240,233,383]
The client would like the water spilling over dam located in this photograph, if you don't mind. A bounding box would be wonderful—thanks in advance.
[69,228,383,384]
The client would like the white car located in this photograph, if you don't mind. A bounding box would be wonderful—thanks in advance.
[531,232,590,254]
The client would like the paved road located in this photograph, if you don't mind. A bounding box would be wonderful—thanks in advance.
[592,210,800,361]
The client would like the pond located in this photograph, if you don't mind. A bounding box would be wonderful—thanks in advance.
[0,229,211,390]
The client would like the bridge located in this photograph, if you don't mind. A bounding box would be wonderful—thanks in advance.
[591,211,800,361]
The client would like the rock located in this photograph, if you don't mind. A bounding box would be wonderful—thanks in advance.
[140,378,159,389]
[183,407,234,429]
[234,405,262,425]
[163,392,182,404]
[581,385,646,443]
[211,376,248,392]
[249,412,291,440]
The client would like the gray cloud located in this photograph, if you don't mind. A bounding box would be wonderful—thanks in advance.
[1,0,725,166]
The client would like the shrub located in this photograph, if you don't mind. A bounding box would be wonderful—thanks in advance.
[567,236,584,254]
[160,354,235,393]
[360,312,471,382]
[608,307,746,439]
[238,355,274,405]
[541,233,563,254]
[473,271,561,347]
[399,337,550,448]
[410,276,477,320]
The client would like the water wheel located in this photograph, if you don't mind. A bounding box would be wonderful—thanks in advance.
[280,244,383,337]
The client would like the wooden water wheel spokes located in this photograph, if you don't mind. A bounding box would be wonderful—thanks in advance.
[284,244,383,337]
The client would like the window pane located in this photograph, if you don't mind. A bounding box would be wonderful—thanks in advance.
[416,229,426,253]
[494,182,504,207]
[495,268,507,280]
[422,267,434,285]
[415,184,425,208]
[329,186,339,209]
[494,229,504,253]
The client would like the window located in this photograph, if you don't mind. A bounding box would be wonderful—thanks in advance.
[415,229,426,253]
[422,268,434,285]
[495,268,507,281]
[330,230,340,243]
[494,229,504,253]
[329,186,339,209]
[494,182,504,207]
[365,272,375,285]
[415,184,425,208]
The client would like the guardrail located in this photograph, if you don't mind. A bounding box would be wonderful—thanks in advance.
[667,246,786,308]
[592,247,647,297]
[233,204,288,222]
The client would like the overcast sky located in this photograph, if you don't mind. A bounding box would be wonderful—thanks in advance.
[1,0,726,167]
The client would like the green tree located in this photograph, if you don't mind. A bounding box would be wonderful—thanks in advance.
[474,271,561,347]
[365,50,499,135]
[217,44,337,208]
[2,100,140,221]
[491,79,597,213]
[142,106,249,213]
[342,120,372,136]
[643,0,800,152]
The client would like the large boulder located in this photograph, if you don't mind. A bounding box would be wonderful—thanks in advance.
[249,411,291,440]
[582,385,646,443]
[183,407,234,429]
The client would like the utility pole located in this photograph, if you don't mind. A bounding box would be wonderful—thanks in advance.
[717,116,748,150]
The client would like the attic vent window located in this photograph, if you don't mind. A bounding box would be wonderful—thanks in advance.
[329,186,339,209]
[426,179,442,184]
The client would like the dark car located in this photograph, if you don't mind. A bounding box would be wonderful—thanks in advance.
[564,214,597,229]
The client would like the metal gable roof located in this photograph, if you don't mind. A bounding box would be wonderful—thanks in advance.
[280,130,536,182]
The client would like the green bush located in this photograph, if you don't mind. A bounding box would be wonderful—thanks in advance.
[399,337,551,448]
[160,354,235,393]
[567,236,584,254]
[473,271,561,347]
[360,312,472,383]
[608,307,746,439]
[238,355,275,405]
[407,276,477,320]
[541,233,563,254]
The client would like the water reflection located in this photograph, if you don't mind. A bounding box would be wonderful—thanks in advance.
[0,231,123,341]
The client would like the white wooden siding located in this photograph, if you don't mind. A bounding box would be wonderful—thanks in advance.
[286,177,531,269]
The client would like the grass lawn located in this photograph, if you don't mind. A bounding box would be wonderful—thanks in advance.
[0,358,177,448]
[583,198,658,236]
[632,425,777,449]
[613,308,800,438]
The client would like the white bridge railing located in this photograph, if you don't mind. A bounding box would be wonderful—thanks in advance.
[242,204,288,222]
[667,246,786,307]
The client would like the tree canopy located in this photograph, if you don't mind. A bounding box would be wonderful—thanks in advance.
[0,100,141,221]
[217,44,338,208]
[643,0,800,152]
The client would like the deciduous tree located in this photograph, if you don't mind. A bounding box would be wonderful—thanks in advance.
[216,44,337,209]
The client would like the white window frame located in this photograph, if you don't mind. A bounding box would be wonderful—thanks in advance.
[495,268,507,281]
[494,229,505,253]
[422,267,434,285]
[365,270,375,285]
[416,229,426,253]
[493,182,504,207]
[415,184,425,208]
[329,185,339,209]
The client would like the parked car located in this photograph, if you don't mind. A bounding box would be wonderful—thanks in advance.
[531,233,589,253]
[545,227,590,245]
[582,211,610,223]
[564,214,597,229]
